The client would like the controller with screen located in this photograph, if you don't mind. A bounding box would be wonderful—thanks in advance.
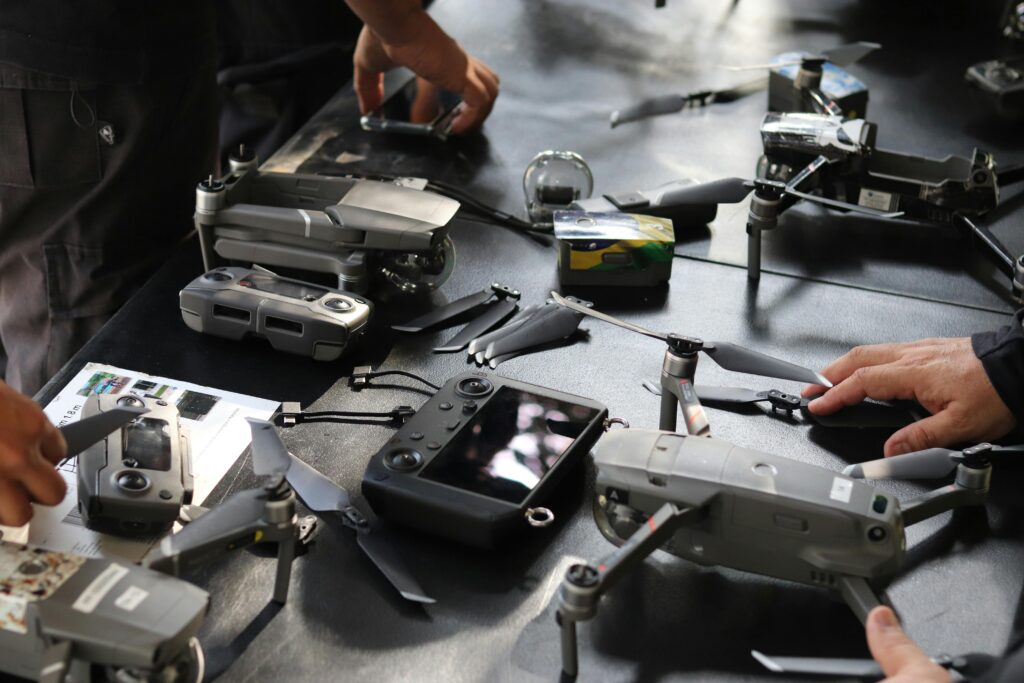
[77,394,193,536]
[362,373,608,548]
[179,266,373,361]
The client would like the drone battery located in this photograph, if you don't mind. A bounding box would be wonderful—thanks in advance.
[362,373,608,548]
[768,52,869,118]
[179,266,373,361]
[77,394,192,537]
[553,211,674,287]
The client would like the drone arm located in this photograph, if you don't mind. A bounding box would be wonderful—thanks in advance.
[557,503,702,678]
[837,575,885,624]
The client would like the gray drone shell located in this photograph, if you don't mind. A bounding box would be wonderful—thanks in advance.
[592,429,905,587]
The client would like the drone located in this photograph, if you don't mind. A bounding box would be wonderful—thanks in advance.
[550,291,830,435]
[194,147,460,296]
[1,411,430,683]
[610,42,879,127]
[553,420,1016,677]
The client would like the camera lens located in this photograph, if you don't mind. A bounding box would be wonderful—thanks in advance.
[116,471,150,492]
[455,377,493,398]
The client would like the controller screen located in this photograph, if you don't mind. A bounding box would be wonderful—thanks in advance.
[123,418,172,471]
[419,388,600,503]
[238,272,328,301]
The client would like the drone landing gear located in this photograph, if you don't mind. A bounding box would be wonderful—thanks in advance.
[555,503,703,679]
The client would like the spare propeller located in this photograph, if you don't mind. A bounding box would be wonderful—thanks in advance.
[610,79,765,127]
[246,418,434,603]
[550,292,830,387]
[844,443,1024,480]
[59,405,148,460]
[694,386,924,429]
[722,41,881,71]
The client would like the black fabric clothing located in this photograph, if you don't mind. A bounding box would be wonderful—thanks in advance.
[0,6,218,395]
[972,308,1024,424]
[215,0,362,167]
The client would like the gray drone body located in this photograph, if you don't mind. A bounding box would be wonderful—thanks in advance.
[195,160,460,294]
[0,543,207,682]
[180,266,373,361]
[592,429,903,590]
[77,395,193,537]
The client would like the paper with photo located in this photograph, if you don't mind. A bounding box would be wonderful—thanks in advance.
[0,363,279,562]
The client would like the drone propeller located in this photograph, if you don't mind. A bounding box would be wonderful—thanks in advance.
[722,41,881,71]
[844,443,1024,480]
[752,650,964,679]
[610,79,764,127]
[245,419,434,603]
[59,405,148,459]
[549,292,830,387]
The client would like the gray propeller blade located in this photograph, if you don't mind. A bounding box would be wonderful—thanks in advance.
[247,418,290,477]
[611,94,687,127]
[356,529,435,604]
[702,341,832,387]
[845,444,1024,480]
[693,386,765,404]
[484,306,583,360]
[283,453,352,513]
[752,650,882,677]
[467,304,537,355]
[844,448,962,480]
[159,488,268,559]
[785,186,903,219]
[820,41,881,67]
[658,177,753,206]
[550,291,668,342]
[392,288,495,332]
[434,297,518,352]
[60,406,148,458]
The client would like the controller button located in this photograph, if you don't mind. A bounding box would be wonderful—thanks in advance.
[116,471,150,492]
[384,449,423,472]
[462,400,478,414]
[426,441,442,450]
[455,377,494,398]
[410,432,424,441]
[439,402,453,411]
[204,271,232,282]
[324,298,353,311]
[445,420,461,431]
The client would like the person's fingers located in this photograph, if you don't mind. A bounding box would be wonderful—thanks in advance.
[866,607,945,680]
[0,478,34,527]
[883,410,959,457]
[354,65,385,115]
[807,365,910,415]
[817,343,909,387]
[39,419,67,465]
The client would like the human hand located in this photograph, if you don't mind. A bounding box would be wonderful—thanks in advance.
[866,607,950,683]
[0,380,67,526]
[802,338,1016,456]
[353,18,499,134]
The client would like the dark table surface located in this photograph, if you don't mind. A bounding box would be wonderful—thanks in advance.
[28,0,1024,681]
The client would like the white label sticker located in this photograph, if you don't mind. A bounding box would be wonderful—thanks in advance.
[114,585,149,612]
[72,563,129,613]
[857,188,896,212]
[829,477,853,504]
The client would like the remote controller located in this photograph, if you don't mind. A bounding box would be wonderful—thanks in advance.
[77,394,192,536]
[180,266,373,361]
[362,372,608,548]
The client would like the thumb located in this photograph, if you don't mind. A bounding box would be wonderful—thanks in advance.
[866,607,932,678]
[883,411,954,457]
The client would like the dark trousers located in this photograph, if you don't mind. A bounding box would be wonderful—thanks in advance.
[0,65,218,395]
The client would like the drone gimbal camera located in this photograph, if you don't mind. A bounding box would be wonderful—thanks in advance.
[195,149,460,295]
[555,427,1009,678]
